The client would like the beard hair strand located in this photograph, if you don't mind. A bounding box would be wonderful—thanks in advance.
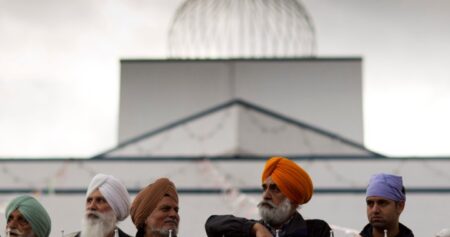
[80,210,117,237]
[258,198,293,227]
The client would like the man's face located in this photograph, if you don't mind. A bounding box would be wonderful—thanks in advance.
[6,210,35,237]
[366,196,404,230]
[145,196,180,236]
[257,176,295,227]
[86,189,113,217]
[82,189,117,237]
[261,176,287,207]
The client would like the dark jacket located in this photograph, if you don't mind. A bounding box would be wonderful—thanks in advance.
[205,212,331,237]
[66,228,131,237]
[360,223,414,237]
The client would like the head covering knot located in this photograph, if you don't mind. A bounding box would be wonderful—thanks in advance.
[366,173,405,201]
[86,173,130,221]
[261,156,313,205]
[5,195,51,237]
[130,178,178,229]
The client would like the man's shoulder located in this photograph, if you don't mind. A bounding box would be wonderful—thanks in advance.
[359,223,371,237]
[62,229,132,237]
[305,219,329,226]
[117,228,133,237]
[290,212,330,230]
[305,218,332,232]
[359,223,414,237]
[288,214,331,237]
[64,231,80,237]
[399,223,414,237]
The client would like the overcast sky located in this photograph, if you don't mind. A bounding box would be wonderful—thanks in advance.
[1,0,450,158]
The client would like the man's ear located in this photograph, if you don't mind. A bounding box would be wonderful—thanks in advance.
[396,201,405,215]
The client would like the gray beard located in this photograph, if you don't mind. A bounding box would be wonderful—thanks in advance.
[5,228,35,237]
[258,198,293,227]
[150,227,178,237]
[80,210,117,237]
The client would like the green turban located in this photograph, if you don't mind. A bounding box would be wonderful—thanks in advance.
[5,195,51,237]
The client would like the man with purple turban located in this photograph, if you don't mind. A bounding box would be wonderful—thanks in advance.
[360,173,414,237]
[66,173,132,237]
[205,156,331,237]
[130,178,179,237]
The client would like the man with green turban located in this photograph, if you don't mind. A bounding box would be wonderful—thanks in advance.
[5,195,51,237]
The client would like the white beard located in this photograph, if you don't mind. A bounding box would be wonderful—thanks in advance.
[258,198,293,227]
[80,210,117,237]
[6,228,35,237]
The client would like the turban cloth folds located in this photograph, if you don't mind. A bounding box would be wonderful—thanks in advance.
[262,156,313,205]
[5,195,51,237]
[366,173,405,201]
[86,173,131,221]
[130,178,178,229]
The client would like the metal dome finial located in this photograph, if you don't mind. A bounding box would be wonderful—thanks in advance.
[167,0,316,59]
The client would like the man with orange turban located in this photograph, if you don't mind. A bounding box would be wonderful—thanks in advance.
[131,178,179,237]
[205,156,331,237]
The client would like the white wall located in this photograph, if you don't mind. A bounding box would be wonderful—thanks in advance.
[0,158,448,236]
[118,59,363,146]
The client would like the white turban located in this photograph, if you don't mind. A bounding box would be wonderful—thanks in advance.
[436,228,450,237]
[86,173,130,221]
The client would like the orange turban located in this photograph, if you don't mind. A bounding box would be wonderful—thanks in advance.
[130,178,179,229]
[261,156,313,205]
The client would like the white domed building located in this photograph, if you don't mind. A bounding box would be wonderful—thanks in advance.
[167,0,316,58]
[6,1,450,237]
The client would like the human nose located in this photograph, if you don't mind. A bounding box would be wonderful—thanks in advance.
[370,203,380,213]
[7,219,17,229]
[168,209,178,218]
[262,188,272,200]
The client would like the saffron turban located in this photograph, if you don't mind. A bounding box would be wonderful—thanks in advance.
[261,156,313,205]
[86,173,131,221]
[5,195,51,237]
[130,178,178,229]
[366,173,405,201]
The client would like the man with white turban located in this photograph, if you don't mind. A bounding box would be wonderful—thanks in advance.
[5,195,51,237]
[66,173,131,237]
[205,156,331,237]
[360,173,414,237]
[436,228,450,237]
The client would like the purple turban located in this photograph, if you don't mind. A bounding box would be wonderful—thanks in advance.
[366,173,405,201]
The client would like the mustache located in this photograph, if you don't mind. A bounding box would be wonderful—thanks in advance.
[86,210,103,219]
[257,200,276,208]
[164,217,179,225]
[370,215,384,220]
[7,228,24,236]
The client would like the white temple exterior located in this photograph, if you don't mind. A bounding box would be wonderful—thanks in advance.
[1,1,448,236]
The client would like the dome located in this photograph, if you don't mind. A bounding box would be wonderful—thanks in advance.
[167,0,316,59]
